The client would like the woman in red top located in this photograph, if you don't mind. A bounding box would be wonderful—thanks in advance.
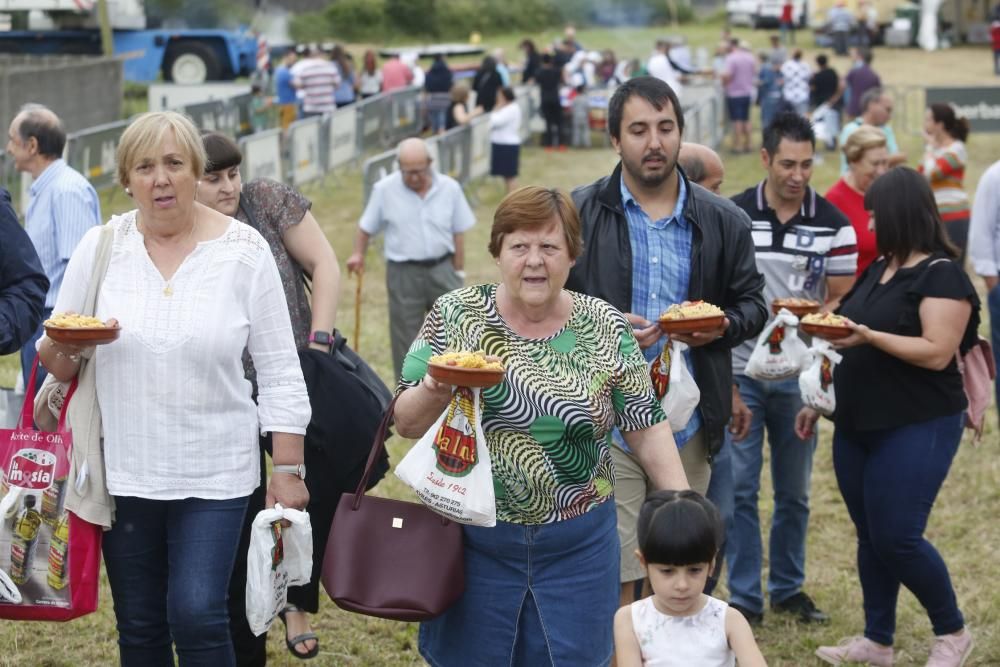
[825,125,889,275]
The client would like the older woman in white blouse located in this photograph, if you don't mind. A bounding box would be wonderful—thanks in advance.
[38,111,310,667]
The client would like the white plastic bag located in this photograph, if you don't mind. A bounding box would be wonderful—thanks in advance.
[650,340,701,432]
[745,308,811,381]
[799,339,842,416]
[395,386,496,527]
[245,503,313,636]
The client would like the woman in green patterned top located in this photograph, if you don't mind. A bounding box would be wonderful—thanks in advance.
[394,186,689,666]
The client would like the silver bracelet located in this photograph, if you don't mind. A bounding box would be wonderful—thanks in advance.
[48,339,81,362]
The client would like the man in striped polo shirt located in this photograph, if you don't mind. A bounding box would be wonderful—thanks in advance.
[728,112,857,627]
[293,45,341,118]
[6,104,101,390]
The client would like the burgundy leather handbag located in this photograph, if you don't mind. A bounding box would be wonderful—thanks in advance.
[321,396,465,622]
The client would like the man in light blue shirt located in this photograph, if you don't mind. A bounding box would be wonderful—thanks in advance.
[838,87,907,173]
[6,104,101,390]
[346,138,476,378]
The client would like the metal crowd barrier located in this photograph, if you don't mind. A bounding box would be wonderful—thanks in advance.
[64,119,130,192]
[239,128,283,183]
[362,148,399,204]
[184,99,240,137]
[427,124,471,184]
[287,115,325,187]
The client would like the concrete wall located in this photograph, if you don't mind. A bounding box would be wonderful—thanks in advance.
[0,55,124,196]
[0,55,124,139]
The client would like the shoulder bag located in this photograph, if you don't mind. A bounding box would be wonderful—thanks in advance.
[321,396,465,622]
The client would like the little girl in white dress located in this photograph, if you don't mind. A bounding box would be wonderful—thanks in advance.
[614,490,768,667]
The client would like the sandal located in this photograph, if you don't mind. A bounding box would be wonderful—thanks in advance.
[278,605,320,660]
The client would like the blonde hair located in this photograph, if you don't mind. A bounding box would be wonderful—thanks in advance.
[116,111,206,187]
[842,124,887,165]
[488,186,583,259]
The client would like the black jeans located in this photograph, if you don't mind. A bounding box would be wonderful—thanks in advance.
[228,436,344,666]
[541,101,564,148]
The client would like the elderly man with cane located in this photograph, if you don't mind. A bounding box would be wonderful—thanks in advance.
[347,137,476,380]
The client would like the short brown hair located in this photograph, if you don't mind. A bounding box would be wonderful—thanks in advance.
[116,111,206,188]
[842,124,887,164]
[488,186,583,259]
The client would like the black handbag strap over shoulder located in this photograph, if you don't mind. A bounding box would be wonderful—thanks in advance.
[352,395,399,507]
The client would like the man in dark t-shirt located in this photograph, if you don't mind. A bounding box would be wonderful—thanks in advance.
[727,112,857,628]
[810,54,844,150]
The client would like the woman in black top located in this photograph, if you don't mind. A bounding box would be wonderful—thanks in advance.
[535,52,565,149]
[472,56,501,112]
[519,38,541,84]
[799,168,978,667]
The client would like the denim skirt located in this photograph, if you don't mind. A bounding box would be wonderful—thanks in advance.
[419,498,619,667]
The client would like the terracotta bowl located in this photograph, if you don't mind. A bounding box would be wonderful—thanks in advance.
[771,300,821,318]
[45,325,121,346]
[657,315,725,335]
[800,322,852,340]
[427,363,505,388]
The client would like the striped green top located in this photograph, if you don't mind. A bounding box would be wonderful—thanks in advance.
[399,284,666,525]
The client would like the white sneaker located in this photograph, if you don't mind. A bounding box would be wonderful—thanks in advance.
[815,636,894,666]
[925,629,974,667]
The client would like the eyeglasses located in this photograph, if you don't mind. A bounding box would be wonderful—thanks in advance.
[400,164,431,178]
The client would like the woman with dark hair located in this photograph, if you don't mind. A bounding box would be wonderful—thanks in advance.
[330,45,356,107]
[799,167,978,667]
[472,55,502,112]
[919,102,971,262]
[196,132,341,663]
[519,39,541,84]
[394,186,688,667]
[358,49,382,99]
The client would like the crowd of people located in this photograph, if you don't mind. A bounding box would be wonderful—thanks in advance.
[1,25,996,667]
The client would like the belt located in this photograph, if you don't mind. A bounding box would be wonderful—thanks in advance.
[389,253,453,268]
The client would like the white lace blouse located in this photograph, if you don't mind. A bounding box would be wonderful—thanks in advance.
[50,212,310,500]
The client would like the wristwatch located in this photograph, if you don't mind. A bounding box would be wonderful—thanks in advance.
[273,463,306,480]
[308,330,333,346]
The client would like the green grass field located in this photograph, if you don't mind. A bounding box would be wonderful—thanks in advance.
[2,22,999,666]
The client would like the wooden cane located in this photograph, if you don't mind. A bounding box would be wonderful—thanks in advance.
[353,271,363,352]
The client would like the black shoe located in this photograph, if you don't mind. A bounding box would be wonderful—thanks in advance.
[729,603,764,626]
[771,591,830,623]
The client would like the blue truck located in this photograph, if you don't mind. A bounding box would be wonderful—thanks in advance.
[0,0,258,84]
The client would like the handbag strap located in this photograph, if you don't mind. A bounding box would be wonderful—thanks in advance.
[84,223,115,316]
[350,394,400,509]
[17,357,43,428]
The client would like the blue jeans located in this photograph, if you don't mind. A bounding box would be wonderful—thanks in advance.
[705,434,734,595]
[429,108,448,134]
[420,499,618,667]
[726,375,817,613]
[832,414,965,645]
[20,307,51,394]
[989,284,1000,418]
[103,495,250,667]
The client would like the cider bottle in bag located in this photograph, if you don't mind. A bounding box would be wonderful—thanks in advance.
[10,495,42,584]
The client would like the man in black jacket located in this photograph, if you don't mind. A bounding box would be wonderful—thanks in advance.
[0,187,48,357]
[567,77,766,608]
